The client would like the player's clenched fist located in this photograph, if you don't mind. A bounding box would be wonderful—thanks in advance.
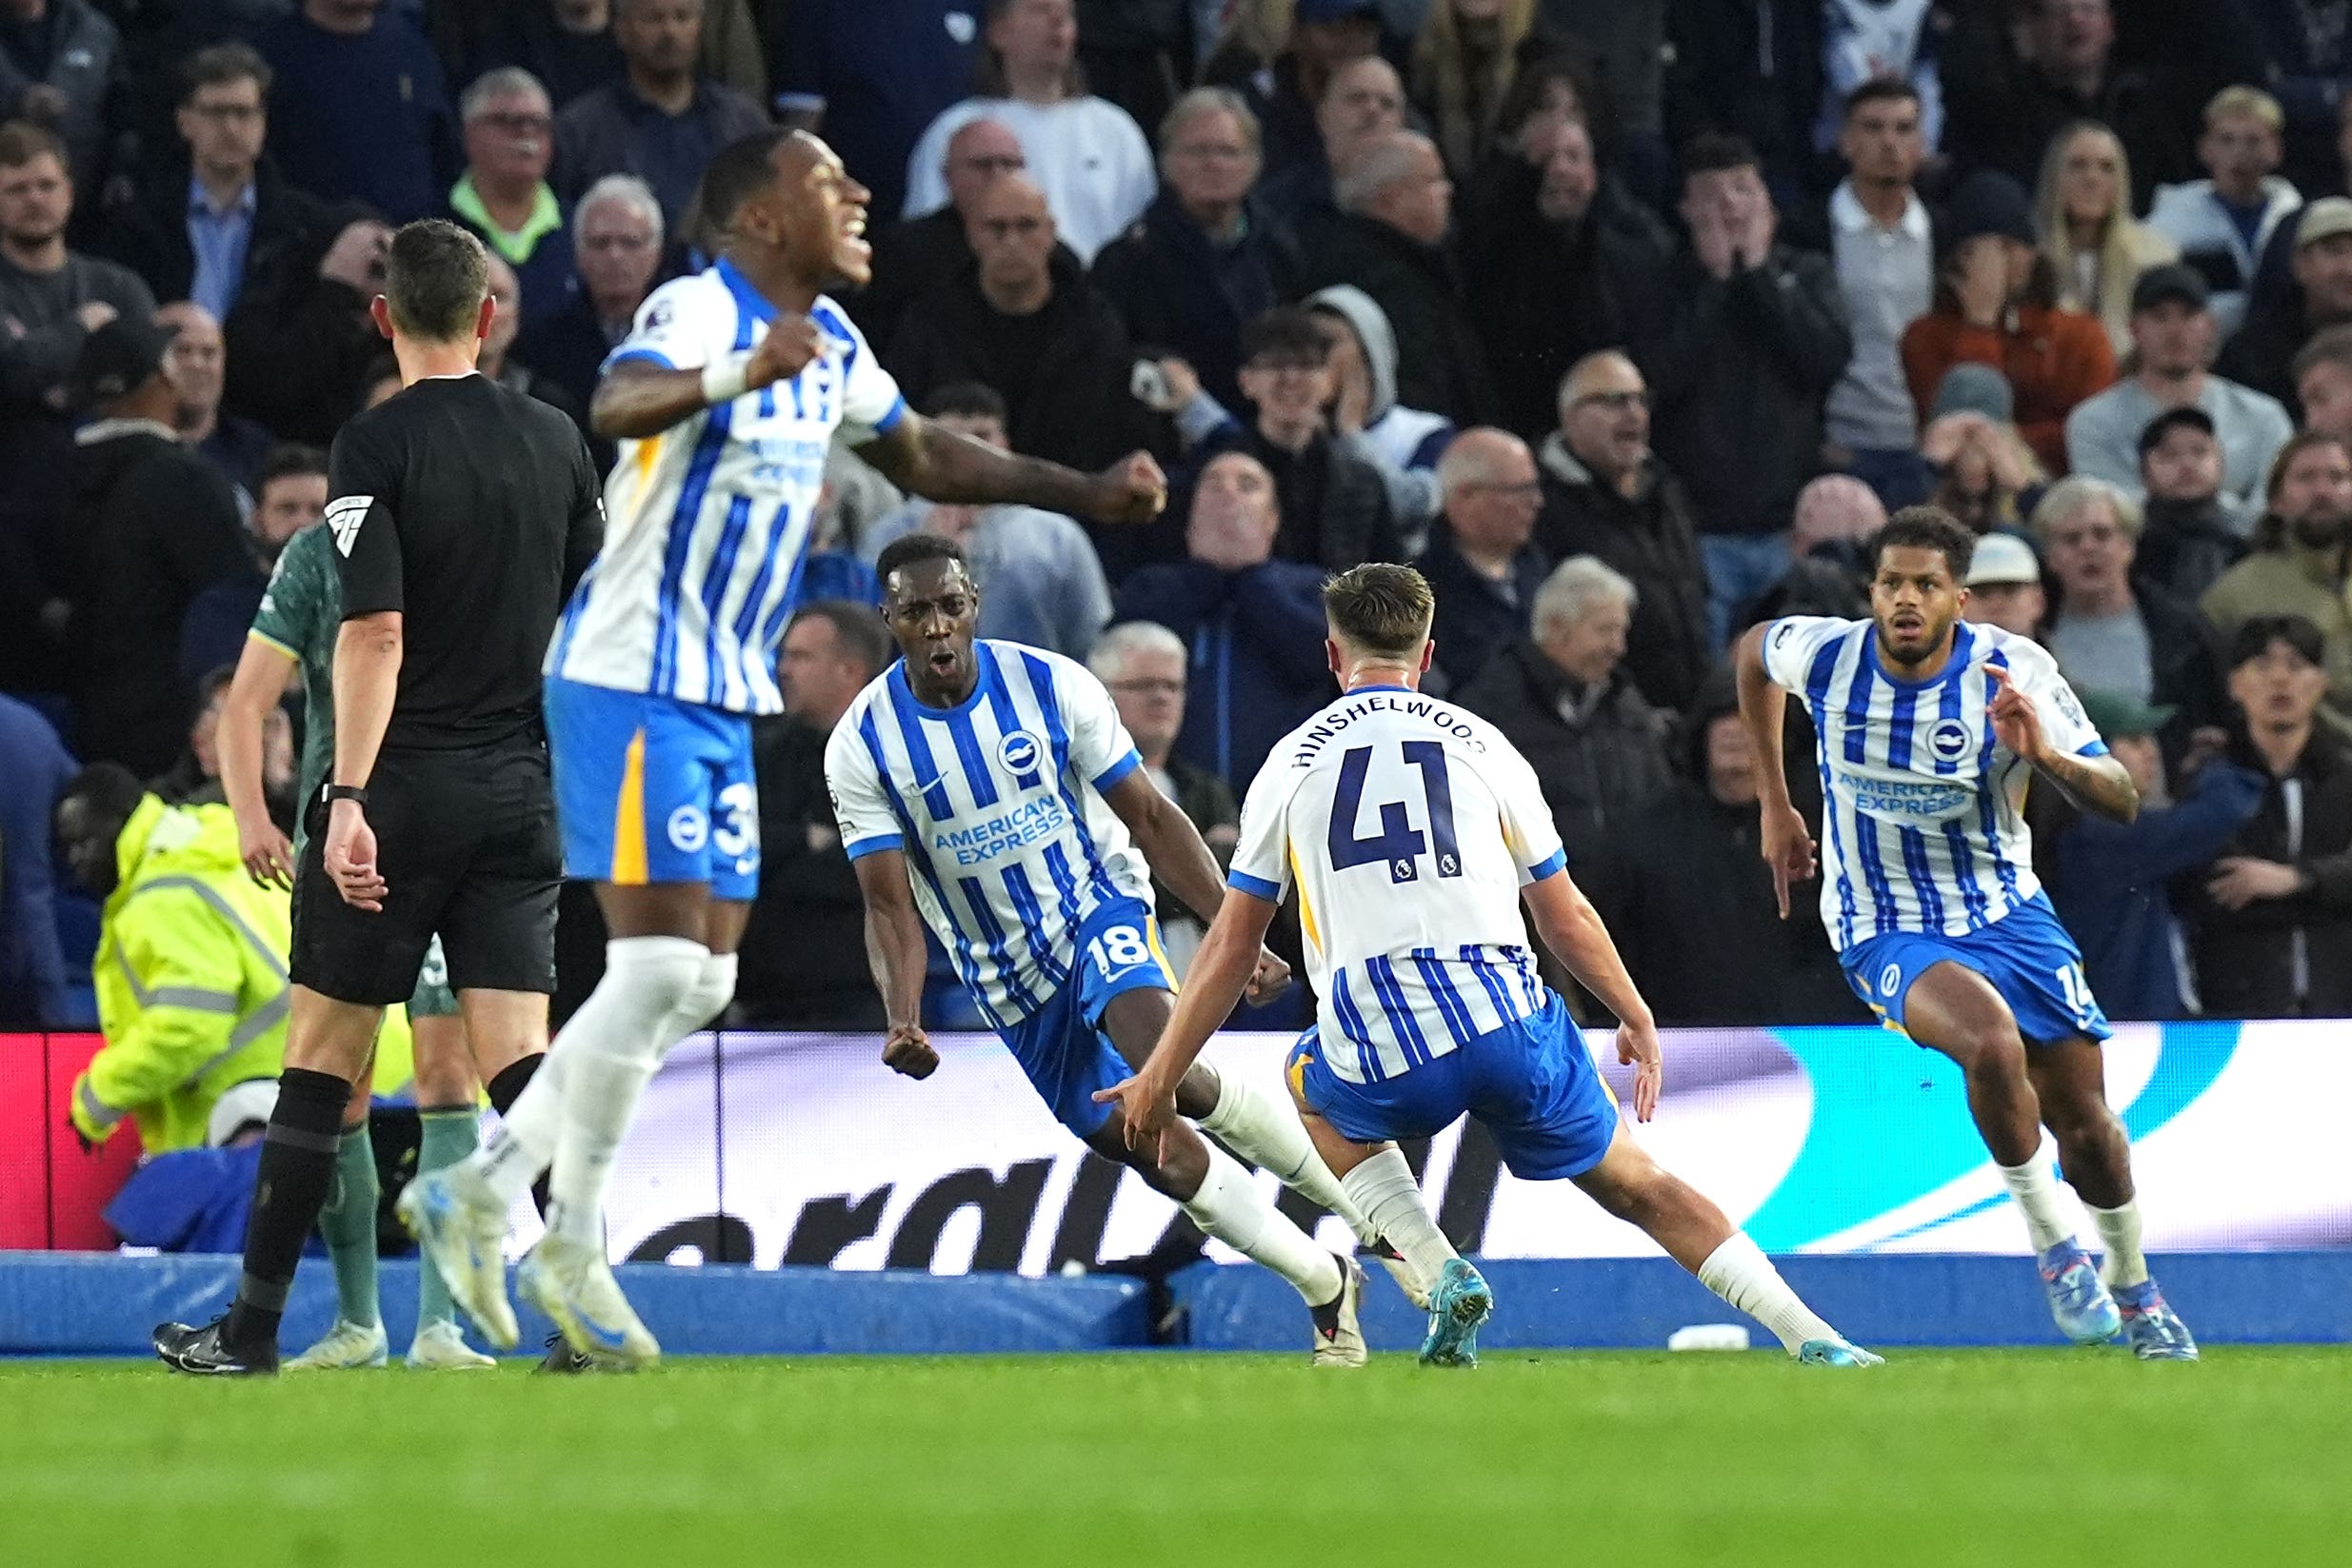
[748,312,829,387]
[1087,451,1167,526]
[881,1022,939,1080]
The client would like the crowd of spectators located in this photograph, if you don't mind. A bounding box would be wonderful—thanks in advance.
[10,0,2352,1051]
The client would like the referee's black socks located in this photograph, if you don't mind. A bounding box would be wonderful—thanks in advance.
[223,1067,350,1353]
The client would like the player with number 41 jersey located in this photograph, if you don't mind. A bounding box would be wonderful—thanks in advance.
[1096,564,1877,1370]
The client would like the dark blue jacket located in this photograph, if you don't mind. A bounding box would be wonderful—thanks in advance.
[0,694,75,1026]
[2045,762,2264,1022]
[1112,558,1332,792]
[255,10,459,225]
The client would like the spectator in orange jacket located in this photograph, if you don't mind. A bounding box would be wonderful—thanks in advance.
[1902,170,2116,474]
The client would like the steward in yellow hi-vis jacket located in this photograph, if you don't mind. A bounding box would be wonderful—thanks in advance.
[54,768,291,1154]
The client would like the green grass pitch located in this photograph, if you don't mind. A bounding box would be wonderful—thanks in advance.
[6,1349,2349,1567]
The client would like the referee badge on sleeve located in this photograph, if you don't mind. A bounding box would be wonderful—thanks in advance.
[326,496,370,557]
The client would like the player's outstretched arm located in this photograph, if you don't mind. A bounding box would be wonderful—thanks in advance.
[1094,888,1281,1153]
[589,319,828,441]
[1101,769,1288,1001]
[855,410,1167,526]
[218,637,298,889]
[1734,623,1817,918]
[849,849,940,1080]
[1986,665,2140,824]
[1522,870,1663,1121]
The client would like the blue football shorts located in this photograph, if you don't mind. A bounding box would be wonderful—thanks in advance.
[998,895,1175,1138]
[1841,892,2113,1045]
[545,676,761,901]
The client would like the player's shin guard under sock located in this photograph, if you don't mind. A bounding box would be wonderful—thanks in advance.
[1998,1142,2077,1254]
[1197,1071,1378,1246]
[415,1106,482,1327]
[483,1055,550,1217]
[222,1067,351,1352]
[1181,1141,1345,1305]
[2086,1201,2150,1290]
[668,951,737,1041]
[316,1120,381,1329]
[1339,1146,1457,1285]
[468,1047,568,1210]
[1696,1233,1842,1355]
[546,937,709,1246]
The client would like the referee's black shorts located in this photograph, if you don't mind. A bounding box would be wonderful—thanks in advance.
[292,738,561,1005]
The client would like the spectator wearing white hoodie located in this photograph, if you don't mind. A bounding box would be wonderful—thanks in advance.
[2146,87,2302,339]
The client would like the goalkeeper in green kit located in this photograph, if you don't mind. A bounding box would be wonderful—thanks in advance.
[215,456,549,1370]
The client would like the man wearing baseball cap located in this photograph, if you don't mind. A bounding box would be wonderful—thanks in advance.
[2134,406,2247,603]
[2040,686,2263,1022]
[1960,529,2044,637]
[2064,264,2292,533]
[2218,195,2352,409]
[63,315,250,776]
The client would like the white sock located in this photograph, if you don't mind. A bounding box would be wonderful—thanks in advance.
[1197,1069,1378,1247]
[466,1046,567,1208]
[669,950,737,1040]
[2086,1201,2149,1289]
[1997,1142,2076,1255]
[545,937,709,1246]
[1182,1141,1343,1305]
[1339,1146,1456,1285]
[1696,1233,1842,1355]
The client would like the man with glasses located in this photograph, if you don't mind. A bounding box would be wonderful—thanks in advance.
[1532,351,1710,713]
[446,68,571,334]
[1087,620,1237,980]
[100,44,330,329]
[855,117,1073,348]
[517,172,665,439]
[1095,87,1301,416]
[1416,428,1548,692]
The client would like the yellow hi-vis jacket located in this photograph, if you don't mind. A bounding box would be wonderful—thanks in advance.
[70,795,292,1152]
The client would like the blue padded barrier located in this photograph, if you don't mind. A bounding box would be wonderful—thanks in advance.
[0,1254,1147,1358]
[1173,1252,2352,1352]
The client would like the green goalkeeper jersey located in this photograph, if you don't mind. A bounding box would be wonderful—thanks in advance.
[247,524,340,857]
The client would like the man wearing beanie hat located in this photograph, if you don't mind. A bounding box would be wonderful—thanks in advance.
[61,315,249,777]
[1901,169,2115,472]
[2218,195,2352,409]
[2063,264,2292,533]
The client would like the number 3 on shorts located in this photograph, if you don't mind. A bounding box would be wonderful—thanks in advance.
[1088,924,1152,977]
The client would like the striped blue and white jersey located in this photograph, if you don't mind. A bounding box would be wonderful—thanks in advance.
[824,641,1155,1027]
[546,258,907,714]
[1764,615,2108,952]
[1228,686,1567,1086]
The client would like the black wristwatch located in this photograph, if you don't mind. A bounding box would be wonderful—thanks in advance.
[322,784,369,807]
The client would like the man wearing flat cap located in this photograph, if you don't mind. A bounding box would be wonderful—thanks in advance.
[2064,263,2292,534]
[61,314,249,775]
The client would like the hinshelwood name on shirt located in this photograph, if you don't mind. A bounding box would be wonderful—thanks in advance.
[1288,694,1487,766]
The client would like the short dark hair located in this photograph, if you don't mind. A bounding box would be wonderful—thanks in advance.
[2229,614,2326,670]
[257,442,329,495]
[2137,407,2216,461]
[875,533,969,592]
[1867,505,1979,580]
[58,762,146,827]
[1496,54,1593,145]
[384,219,488,343]
[923,381,1009,425]
[1240,306,1328,367]
[1323,563,1434,658]
[1681,131,1762,180]
[790,600,894,676]
[701,128,793,235]
[0,119,66,169]
[1843,75,1921,121]
[182,41,271,103]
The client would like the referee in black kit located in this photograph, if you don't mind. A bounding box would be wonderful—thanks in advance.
[156,220,604,1375]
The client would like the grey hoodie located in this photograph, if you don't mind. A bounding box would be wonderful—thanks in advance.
[1306,285,1453,546]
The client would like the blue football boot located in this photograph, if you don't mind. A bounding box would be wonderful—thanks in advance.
[1419,1258,1494,1368]
[2039,1239,2123,1345]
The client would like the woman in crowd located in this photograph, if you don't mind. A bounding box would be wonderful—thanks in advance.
[1411,0,1541,177]
[2036,120,2180,356]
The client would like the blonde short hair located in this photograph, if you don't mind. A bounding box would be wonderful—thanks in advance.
[1323,563,1434,658]
[2205,85,2284,133]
